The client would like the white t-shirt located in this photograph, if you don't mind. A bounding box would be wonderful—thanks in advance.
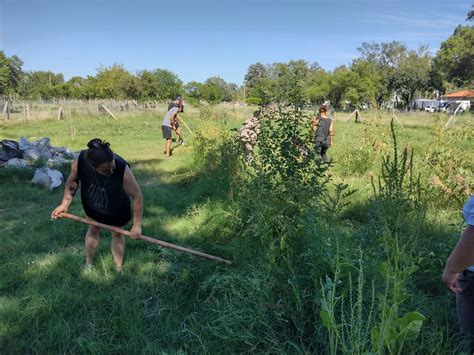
[462,196,474,271]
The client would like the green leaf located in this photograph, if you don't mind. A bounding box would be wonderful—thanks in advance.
[398,311,425,340]
[320,310,333,330]
[370,326,381,352]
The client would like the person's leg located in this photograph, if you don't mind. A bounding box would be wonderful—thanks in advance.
[314,142,323,162]
[165,138,172,157]
[321,146,329,162]
[85,224,101,266]
[176,127,183,144]
[110,231,125,271]
[162,126,172,157]
[456,270,474,353]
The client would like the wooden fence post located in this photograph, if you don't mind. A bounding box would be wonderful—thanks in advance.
[100,104,117,120]
[3,100,9,119]
[57,105,64,120]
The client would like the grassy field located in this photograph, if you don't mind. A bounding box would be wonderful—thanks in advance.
[1,105,473,353]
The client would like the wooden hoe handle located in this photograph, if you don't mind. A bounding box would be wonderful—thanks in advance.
[59,212,232,265]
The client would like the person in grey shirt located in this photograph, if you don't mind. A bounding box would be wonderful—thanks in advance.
[161,105,182,158]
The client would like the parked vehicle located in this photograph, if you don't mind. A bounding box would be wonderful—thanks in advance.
[424,105,436,113]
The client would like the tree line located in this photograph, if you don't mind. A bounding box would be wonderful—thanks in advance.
[244,21,473,109]
[0,17,472,109]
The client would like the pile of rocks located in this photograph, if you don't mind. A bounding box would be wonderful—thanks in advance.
[0,137,76,190]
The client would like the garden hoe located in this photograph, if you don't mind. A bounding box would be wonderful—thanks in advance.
[57,213,232,265]
[177,114,194,135]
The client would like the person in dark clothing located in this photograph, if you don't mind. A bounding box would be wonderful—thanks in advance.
[443,195,474,353]
[312,105,334,162]
[51,138,143,272]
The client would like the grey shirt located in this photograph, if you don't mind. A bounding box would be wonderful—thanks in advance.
[162,107,178,127]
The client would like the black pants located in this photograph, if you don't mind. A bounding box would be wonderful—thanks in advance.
[315,142,329,162]
[457,270,474,353]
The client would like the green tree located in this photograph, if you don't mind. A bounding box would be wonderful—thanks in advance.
[433,25,474,87]
[391,47,431,109]
[244,62,268,89]
[137,70,157,99]
[267,60,308,107]
[66,76,89,98]
[19,71,64,99]
[153,69,183,100]
[467,5,473,21]
[199,77,235,103]
[184,81,203,100]
[355,41,408,107]
[81,76,99,99]
[0,51,24,95]
[326,66,355,109]
[248,78,275,106]
[137,69,182,100]
[95,64,141,99]
[351,59,384,107]
[305,68,330,105]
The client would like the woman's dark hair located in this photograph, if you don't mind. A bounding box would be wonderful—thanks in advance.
[319,105,328,114]
[86,138,114,167]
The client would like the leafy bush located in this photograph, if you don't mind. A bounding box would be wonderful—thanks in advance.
[423,127,473,207]
[187,112,461,353]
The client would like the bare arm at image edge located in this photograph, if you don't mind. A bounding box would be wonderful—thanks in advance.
[442,225,474,293]
[122,165,143,239]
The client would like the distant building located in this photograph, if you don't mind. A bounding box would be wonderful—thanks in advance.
[441,90,474,112]
[442,90,474,101]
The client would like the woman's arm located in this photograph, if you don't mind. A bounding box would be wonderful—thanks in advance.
[442,225,474,293]
[122,165,143,239]
[51,159,79,219]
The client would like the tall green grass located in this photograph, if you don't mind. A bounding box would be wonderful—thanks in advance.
[0,107,472,353]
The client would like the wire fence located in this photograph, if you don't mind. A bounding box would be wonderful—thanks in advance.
[0,98,166,121]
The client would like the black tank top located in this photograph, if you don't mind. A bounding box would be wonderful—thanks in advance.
[78,150,132,227]
[315,117,332,146]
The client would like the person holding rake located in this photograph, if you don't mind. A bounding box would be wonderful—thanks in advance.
[162,104,184,158]
[51,138,143,272]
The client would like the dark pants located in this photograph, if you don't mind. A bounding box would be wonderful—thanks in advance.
[162,125,172,139]
[457,270,474,353]
[315,142,329,162]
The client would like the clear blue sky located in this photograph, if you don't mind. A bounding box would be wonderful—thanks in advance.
[1,0,471,85]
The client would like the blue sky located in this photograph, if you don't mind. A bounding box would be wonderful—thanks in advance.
[1,0,471,84]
